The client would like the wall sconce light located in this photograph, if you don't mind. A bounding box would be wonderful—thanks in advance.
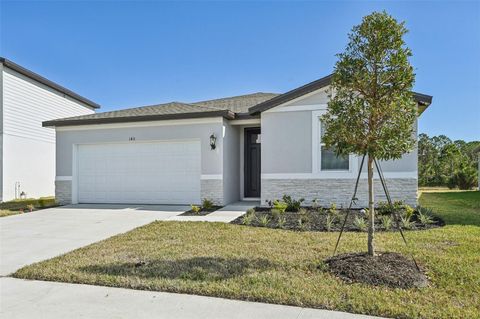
[210,134,217,150]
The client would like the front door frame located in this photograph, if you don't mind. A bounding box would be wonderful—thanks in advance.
[244,127,261,198]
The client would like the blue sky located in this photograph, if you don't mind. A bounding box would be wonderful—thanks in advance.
[1,1,479,141]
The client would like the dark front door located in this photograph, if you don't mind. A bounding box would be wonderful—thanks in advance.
[244,127,261,198]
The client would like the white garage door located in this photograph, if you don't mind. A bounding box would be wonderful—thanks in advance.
[77,141,201,204]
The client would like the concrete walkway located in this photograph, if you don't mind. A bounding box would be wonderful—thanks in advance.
[168,201,257,222]
[0,278,381,319]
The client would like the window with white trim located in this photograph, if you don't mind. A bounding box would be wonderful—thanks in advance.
[319,121,349,171]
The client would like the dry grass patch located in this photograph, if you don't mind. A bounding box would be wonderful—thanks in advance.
[0,210,21,218]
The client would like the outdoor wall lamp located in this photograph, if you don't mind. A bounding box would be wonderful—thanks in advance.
[210,134,217,150]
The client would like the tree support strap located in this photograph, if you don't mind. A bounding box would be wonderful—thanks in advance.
[332,153,366,256]
[373,158,421,272]
[332,155,421,273]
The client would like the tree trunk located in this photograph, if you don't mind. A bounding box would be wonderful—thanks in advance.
[367,156,375,256]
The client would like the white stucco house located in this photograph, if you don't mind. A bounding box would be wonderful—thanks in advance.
[0,58,99,202]
[44,75,432,207]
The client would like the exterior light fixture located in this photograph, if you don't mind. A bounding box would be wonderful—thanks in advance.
[210,134,217,150]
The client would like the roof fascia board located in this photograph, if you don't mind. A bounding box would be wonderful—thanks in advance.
[249,74,432,115]
[43,110,234,127]
[54,117,224,131]
[248,75,332,114]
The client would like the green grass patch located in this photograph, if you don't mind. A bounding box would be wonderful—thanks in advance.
[13,192,480,318]
[419,191,480,226]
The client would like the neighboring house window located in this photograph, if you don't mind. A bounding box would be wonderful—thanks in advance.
[319,121,349,171]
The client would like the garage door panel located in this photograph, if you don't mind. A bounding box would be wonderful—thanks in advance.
[77,141,201,204]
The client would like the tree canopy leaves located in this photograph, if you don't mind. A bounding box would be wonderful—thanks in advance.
[322,11,417,161]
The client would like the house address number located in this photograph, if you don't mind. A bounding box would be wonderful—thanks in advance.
[129,137,136,141]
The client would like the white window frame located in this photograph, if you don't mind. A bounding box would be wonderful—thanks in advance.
[312,110,358,177]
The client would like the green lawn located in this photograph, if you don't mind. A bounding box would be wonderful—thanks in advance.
[13,192,480,319]
[419,191,480,226]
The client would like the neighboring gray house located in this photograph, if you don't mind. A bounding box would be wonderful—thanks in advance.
[0,58,98,202]
[44,75,432,207]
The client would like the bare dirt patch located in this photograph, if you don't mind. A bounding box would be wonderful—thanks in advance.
[325,252,428,289]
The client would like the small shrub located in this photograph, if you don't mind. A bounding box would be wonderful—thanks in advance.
[376,201,393,215]
[392,200,405,211]
[380,215,393,230]
[298,207,308,216]
[277,216,286,229]
[329,202,337,212]
[298,218,310,231]
[418,212,433,225]
[271,208,284,220]
[282,195,305,212]
[190,205,201,214]
[26,204,34,212]
[325,214,336,231]
[417,207,434,225]
[273,200,288,213]
[400,216,413,229]
[297,208,310,230]
[328,203,341,219]
[417,206,434,216]
[258,214,271,227]
[0,197,56,211]
[241,213,255,225]
[202,198,214,210]
[38,197,56,208]
[353,216,367,231]
[403,204,415,220]
[246,208,255,216]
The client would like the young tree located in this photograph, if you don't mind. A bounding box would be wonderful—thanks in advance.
[322,12,417,256]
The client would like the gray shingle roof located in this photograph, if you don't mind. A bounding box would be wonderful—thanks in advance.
[43,92,278,127]
[194,92,279,113]
[53,102,221,122]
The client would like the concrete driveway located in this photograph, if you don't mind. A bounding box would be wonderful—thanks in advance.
[0,204,187,276]
[1,278,381,319]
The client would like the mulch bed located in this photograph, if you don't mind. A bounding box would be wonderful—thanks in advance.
[180,206,223,216]
[324,252,428,289]
[230,207,444,232]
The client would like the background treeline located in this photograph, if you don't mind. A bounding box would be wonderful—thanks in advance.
[418,134,479,189]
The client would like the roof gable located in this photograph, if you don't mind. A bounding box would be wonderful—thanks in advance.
[248,74,433,115]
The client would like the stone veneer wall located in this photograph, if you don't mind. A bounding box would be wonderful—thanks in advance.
[200,179,224,206]
[261,178,418,208]
[55,180,72,205]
